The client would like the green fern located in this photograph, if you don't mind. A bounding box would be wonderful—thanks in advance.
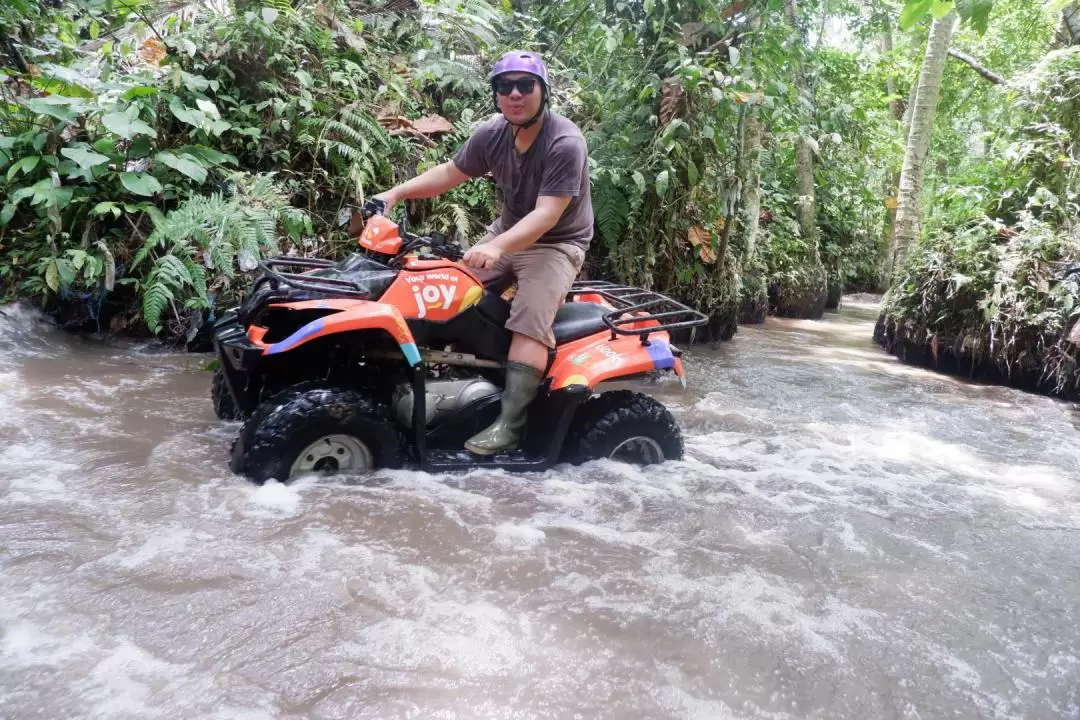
[136,173,308,333]
[308,104,390,194]
[593,174,631,251]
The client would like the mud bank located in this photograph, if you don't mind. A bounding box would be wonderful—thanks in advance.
[873,312,1080,401]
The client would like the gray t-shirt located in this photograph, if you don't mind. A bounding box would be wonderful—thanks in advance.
[452,111,593,250]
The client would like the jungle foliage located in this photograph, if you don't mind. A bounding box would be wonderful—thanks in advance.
[2,0,1079,398]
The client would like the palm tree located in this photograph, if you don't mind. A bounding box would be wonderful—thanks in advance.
[887,10,957,280]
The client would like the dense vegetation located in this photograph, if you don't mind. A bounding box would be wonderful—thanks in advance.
[1,0,1078,396]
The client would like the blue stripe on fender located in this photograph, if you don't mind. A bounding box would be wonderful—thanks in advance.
[265,317,326,355]
[400,342,422,366]
[646,339,675,370]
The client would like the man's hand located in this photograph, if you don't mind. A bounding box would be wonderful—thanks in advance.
[463,242,503,270]
[371,191,397,216]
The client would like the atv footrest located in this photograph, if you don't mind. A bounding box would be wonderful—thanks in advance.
[423,448,557,473]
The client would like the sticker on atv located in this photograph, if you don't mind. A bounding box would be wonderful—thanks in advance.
[384,266,483,321]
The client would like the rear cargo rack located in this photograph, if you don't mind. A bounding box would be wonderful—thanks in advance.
[567,280,708,342]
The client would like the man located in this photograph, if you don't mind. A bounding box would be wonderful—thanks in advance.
[373,50,593,456]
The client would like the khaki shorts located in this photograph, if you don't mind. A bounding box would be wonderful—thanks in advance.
[472,235,586,348]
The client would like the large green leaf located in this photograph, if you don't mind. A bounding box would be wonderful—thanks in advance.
[6,156,40,182]
[118,172,163,196]
[899,0,936,29]
[931,0,955,19]
[121,86,160,101]
[45,261,59,292]
[955,0,994,33]
[195,98,221,119]
[22,96,84,123]
[182,145,238,167]
[168,98,205,129]
[61,145,110,169]
[156,151,208,183]
[655,170,670,197]
[102,111,156,139]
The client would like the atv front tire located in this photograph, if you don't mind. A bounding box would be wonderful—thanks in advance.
[566,390,683,465]
[232,383,403,483]
[212,367,245,421]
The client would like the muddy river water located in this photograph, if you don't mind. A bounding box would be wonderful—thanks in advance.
[1,298,1078,719]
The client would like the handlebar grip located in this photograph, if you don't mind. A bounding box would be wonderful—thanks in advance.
[362,197,387,220]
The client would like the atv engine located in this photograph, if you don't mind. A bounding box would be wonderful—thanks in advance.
[393,378,499,427]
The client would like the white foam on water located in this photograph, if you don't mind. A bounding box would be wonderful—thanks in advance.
[204,709,280,720]
[492,521,546,550]
[383,468,498,512]
[687,567,881,659]
[85,639,188,717]
[110,527,194,570]
[0,442,81,503]
[0,620,97,667]
[652,684,754,720]
[353,600,529,677]
[245,479,304,516]
[0,369,25,408]
[537,516,668,552]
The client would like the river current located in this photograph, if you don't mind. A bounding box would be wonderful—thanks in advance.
[1,298,1078,719]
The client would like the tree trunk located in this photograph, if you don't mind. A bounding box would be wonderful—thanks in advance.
[784,0,816,244]
[794,137,817,243]
[772,0,827,319]
[879,28,903,272]
[887,11,957,281]
[1056,2,1080,46]
[740,111,763,259]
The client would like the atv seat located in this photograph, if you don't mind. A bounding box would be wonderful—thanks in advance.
[553,302,610,344]
[477,292,610,345]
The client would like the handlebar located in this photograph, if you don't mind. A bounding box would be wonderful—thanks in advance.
[348,198,465,266]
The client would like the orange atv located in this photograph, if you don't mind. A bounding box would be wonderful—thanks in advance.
[212,199,707,483]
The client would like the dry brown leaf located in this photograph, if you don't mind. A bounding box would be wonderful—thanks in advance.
[733,90,764,105]
[660,78,685,127]
[411,114,455,135]
[699,244,717,264]
[138,38,167,66]
[688,225,710,248]
[885,196,899,209]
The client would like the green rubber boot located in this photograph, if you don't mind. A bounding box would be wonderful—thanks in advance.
[465,361,543,456]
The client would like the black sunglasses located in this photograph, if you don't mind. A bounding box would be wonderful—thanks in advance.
[493,77,538,96]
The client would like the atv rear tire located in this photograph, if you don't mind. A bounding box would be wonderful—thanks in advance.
[232,383,403,483]
[566,390,683,465]
[212,368,245,421]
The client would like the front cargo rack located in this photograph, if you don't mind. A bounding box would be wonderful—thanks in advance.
[567,280,708,341]
[252,256,371,299]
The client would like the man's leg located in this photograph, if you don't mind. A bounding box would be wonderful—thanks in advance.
[465,244,585,455]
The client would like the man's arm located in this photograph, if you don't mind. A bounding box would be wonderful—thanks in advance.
[375,161,470,210]
[490,195,572,253]
[463,195,572,269]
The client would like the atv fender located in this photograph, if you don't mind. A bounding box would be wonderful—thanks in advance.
[249,299,421,366]
[547,333,683,390]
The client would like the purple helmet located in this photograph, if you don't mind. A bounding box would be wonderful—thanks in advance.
[490,51,549,89]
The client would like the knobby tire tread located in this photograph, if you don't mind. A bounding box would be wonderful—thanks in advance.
[212,368,245,421]
[234,382,403,483]
[568,390,683,464]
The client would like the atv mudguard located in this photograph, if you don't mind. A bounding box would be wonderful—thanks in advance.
[548,331,685,390]
[252,298,421,366]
